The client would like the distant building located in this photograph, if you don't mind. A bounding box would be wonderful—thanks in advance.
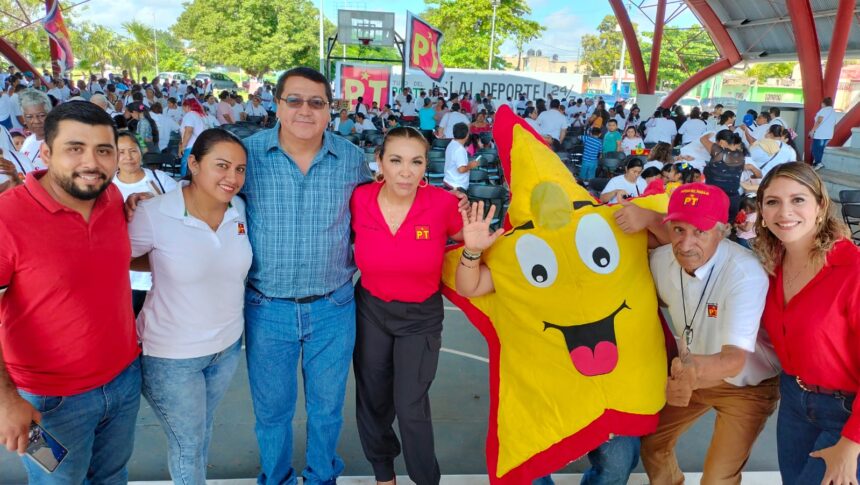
[503,50,583,74]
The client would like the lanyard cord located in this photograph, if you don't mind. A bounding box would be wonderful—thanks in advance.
[680,265,715,349]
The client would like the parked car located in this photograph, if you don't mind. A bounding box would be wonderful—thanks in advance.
[158,71,188,83]
[678,97,700,115]
[194,72,238,90]
[701,96,739,112]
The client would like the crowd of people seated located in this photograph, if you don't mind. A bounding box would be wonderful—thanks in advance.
[0,61,857,485]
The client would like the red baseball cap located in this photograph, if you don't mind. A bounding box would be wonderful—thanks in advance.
[663,183,729,231]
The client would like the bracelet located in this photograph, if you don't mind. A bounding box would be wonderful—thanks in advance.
[462,249,483,260]
[459,260,479,269]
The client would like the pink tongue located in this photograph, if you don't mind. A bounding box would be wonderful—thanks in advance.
[570,342,619,376]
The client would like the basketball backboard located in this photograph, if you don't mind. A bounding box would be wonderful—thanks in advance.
[337,10,396,47]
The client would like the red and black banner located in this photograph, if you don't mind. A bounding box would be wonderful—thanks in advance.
[405,11,445,82]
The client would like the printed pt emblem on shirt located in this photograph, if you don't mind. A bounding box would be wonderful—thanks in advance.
[237,222,246,235]
[415,225,430,240]
[707,303,718,318]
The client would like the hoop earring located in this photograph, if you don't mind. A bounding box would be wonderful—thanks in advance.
[419,177,428,188]
[374,173,384,183]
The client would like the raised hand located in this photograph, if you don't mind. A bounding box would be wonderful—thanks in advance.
[461,201,505,253]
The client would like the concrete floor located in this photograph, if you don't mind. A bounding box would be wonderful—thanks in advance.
[0,302,779,484]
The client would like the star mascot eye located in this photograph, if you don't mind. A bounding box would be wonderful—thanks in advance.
[515,234,558,288]
[575,214,620,274]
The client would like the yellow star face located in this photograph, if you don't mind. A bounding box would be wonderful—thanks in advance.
[442,117,668,480]
[360,70,371,81]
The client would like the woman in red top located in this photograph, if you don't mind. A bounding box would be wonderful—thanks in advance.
[350,127,464,485]
[753,162,860,485]
[470,111,492,134]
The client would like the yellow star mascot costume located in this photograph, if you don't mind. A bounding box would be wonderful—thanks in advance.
[441,105,669,483]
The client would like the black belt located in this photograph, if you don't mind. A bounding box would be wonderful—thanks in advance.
[286,293,329,304]
[796,376,856,398]
[248,284,332,304]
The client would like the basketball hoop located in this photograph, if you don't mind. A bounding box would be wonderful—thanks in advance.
[358,38,372,46]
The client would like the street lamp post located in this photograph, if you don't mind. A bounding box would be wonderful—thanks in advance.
[615,25,625,97]
[488,0,500,70]
[153,13,159,76]
[319,0,325,73]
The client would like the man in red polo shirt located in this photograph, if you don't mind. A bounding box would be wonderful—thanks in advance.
[0,101,140,483]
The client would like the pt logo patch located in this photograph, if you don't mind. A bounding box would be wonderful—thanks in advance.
[237,222,246,235]
[415,225,430,240]
[707,303,718,318]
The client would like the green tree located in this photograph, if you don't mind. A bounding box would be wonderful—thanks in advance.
[641,25,719,89]
[746,62,796,83]
[114,21,158,80]
[0,0,56,69]
[71,23,120,74]
[421,0,544,69]
[580,15,637,77]
[513,21,541,70]
[172,0,324,77]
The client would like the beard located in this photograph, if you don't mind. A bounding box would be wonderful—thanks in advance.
[55,170,112,201]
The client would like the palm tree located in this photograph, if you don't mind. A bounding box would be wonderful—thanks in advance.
[119,20,156,80]
[74,24,119,74]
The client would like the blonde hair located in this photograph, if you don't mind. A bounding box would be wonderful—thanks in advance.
[752,162,849,274]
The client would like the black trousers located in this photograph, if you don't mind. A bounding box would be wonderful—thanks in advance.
[354,284,443,485]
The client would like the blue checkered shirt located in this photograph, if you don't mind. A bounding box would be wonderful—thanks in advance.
[242,128,373,298]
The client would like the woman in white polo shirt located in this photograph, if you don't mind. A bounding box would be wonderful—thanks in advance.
[113,131,179,316]
[128,128,251,485]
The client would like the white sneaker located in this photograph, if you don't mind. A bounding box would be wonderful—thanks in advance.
[813,163,824,171]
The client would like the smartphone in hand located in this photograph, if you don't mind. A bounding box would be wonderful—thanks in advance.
[26,422,68,473]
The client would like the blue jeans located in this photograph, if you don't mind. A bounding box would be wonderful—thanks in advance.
[777,372,860,484]
[244,281,356,485]
[18,358,141,484]
[141,338,243,485]
[533,436,640,485]
[580,160,598,181]
[811,138,829,164]
[180,147,192,177]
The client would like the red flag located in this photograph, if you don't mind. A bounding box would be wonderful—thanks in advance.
[43,0,74,77]
[338,64,392,110]
[406,11,445,82]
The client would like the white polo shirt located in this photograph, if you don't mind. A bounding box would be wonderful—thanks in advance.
[537,109,568,141]
[114,168,179,292]
[439,111,471,139]
[678,118,707,145]
[813,106,837,140]
[19,134,44,171]
[644,118,678,145]
[443,140,470,190]
[129,184,252,359]
[650,240,780,387]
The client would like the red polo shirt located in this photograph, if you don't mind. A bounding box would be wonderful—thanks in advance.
[351,182,462,303]
[761,239,860,442]
[0,171,140,396]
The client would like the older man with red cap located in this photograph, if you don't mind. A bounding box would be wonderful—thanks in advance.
[615,183,780,485]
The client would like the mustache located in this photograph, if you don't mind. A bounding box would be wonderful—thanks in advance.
[73,170,108,180]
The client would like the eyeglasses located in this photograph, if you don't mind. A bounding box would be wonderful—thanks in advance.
[278,95,329,110]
